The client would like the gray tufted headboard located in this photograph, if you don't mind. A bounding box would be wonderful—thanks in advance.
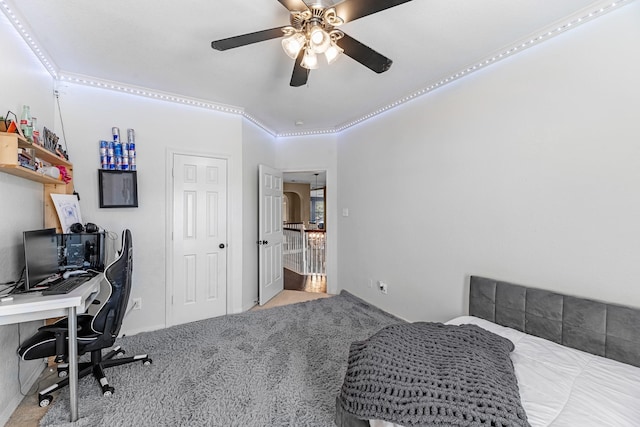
[469,276,640,368]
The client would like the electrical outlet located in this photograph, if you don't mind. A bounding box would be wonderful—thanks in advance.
[378,281,388,294]
[132,298,142,310]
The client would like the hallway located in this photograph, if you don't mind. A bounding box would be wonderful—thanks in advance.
[284,268,326,293]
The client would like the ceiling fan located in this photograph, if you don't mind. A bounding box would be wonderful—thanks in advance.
[211,0,414,87]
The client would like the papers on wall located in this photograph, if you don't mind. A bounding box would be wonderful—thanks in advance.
[50,194,83,233]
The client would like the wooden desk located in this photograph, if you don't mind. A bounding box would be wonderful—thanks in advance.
[0,276,102,422]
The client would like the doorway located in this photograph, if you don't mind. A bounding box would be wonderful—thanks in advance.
[282,171,327,294]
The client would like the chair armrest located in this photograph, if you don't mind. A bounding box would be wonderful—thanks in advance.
[37,323,81,362]
[38,324,72,333]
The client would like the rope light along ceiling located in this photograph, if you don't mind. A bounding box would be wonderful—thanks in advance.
[1,0,631,138]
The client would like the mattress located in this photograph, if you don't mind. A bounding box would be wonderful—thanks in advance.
[369,316,640,427]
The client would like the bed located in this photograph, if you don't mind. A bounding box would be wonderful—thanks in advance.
[335,276,640,426]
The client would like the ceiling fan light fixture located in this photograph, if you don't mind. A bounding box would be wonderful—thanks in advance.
[282,32,306,59]
[309,26,331,54]
[301,48,319,70]
[324,42,343,64]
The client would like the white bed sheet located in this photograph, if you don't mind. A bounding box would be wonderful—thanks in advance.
[369,316,640,427]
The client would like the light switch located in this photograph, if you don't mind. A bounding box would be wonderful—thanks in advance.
[342,208,349,217]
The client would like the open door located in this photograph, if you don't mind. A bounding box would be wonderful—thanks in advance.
[258,165,283,305]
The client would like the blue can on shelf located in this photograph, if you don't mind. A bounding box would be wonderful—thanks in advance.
[108,155,115,170]
[107,141,115,157]
[100,140,109,169]
[127,128,135,144]
[114,142,122,170]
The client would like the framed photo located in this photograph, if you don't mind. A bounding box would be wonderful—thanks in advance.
[98,170,138,208]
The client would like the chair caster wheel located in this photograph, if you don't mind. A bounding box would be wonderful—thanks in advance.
[103,386,115,397]
[117,349,126,356]
[39,395,53,407]
[143,358,152,366]
[58,368,68,378]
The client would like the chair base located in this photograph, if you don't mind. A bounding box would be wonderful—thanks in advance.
[37,345,152,407]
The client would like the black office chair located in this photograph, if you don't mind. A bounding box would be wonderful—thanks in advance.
[18,229,151,407]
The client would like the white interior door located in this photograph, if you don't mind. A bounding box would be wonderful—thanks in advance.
[171,154,227,325]
[258,164,283,305]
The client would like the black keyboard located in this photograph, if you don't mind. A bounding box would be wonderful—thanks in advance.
[42,276,91,295]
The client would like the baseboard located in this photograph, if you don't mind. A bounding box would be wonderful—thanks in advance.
[0,361,45,426]
[242,301,257,312]
[120,323,166,337]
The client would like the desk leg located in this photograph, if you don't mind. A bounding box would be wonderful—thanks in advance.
[67,306,79,422]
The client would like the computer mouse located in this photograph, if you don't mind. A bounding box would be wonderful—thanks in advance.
[63,270,88,279]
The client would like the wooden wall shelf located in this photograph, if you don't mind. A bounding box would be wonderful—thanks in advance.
[0,131,74,231]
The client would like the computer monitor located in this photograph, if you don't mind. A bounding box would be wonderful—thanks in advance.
[23,228,59,290]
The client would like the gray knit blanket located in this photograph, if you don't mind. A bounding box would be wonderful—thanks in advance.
[337,322,530,426]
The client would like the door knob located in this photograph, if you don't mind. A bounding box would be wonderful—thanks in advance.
[219,243,225,249]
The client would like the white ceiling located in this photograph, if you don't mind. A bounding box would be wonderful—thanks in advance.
[3,0,626,136]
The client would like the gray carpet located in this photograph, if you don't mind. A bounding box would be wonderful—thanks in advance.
[41,291,401,427]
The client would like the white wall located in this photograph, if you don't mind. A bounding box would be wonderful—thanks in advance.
[54,83,244,332]
[337,2,640,322]
[241,121,277,310]
[0,11,57,425]
[275,134,339,294]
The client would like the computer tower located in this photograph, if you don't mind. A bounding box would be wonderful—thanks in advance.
[57,232,106,271]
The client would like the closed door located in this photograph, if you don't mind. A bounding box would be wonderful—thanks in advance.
[171,154,227,325]
[258,164,283,305]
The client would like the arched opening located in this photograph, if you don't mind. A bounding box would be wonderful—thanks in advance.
[283,191,303,224]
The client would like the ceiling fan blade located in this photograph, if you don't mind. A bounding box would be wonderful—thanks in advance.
[338,33,393,74]
[290,49,309,87]
[276,0,309,12]
[334,0,413,24]
[211,27,286,51]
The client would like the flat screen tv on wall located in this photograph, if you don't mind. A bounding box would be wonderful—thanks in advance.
[98,170,138,208]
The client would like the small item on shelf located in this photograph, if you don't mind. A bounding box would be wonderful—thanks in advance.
[127,128,137,171]
[40,166,60,180]
[20,105,33,141]
[56,144,68,160]
[17,147,35,169]
[114,140,123,169]
[34,156,44,171]
[32,117,40,145]
[57,165,72,183]
[99,140,109,169]
[42,127,58,152]
[108,141,115,169]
